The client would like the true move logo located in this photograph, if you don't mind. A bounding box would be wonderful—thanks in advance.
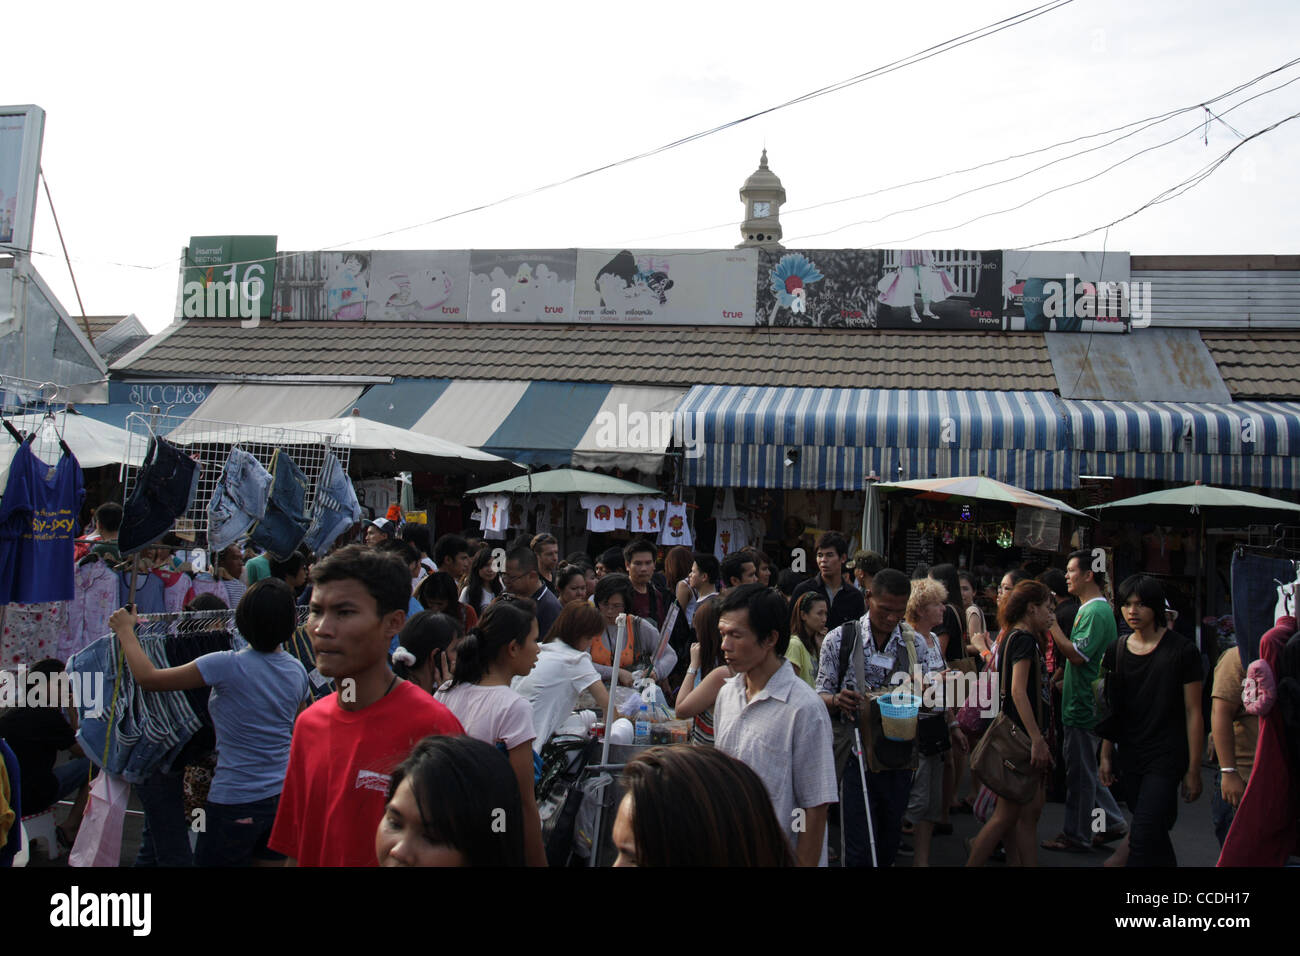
[1041,274,1152,328]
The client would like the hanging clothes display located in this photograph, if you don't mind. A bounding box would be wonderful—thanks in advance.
[59,555,120,661]
[658,501,693,547]
[208,447,273,554]
[1,602,66,671]
[248,449,310,561]
[579,495,625,533]
[119,435,199,556]
[0,436,85,605]
[713,517,750,560]
[303,451,360,556]
[626,496,665,537]
[475,494,511,535]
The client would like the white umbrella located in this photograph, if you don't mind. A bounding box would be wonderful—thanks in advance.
[1,412,142,488]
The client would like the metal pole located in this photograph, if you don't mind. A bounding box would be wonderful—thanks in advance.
[590,613,630,865]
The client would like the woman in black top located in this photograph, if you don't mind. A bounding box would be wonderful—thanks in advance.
[1099,575,1203,868]
[966,580,1054,867]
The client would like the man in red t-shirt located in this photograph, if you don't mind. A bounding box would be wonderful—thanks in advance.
[269,545,463,867]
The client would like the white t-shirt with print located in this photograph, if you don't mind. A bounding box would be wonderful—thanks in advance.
[580,494,625,533]
[658,501,693,546]
[627,496,665,536]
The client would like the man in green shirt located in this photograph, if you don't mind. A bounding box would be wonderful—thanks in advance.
[1042,549,1128,853]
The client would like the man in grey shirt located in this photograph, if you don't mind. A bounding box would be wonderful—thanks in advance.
[715,583,838,866]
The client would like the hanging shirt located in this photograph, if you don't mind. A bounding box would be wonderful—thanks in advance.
[713,517,751,560]
[713,489,738,519]
[579,495,625,533]
[658,502,693,547]
[0,441,85,605]
[474,494,511,534]
[626,496,665,536]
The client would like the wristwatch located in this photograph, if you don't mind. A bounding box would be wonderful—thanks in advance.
[1219,767,1238,774]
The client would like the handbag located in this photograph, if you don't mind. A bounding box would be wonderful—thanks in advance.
[969,631,1041,805]
[68,771,131,867]
[916,712,951,756]
[1092,635,1126,742]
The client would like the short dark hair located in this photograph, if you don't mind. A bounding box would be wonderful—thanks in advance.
[415,571,459,610]
[185,592,228,613]
[434,534,470,567]
[717,583,790,656]
[691,552,720,583]
[401,523,431,556]
[720,552,754,588]
[775,568,805,597]
[270,552,306,581]
[815,532,849,558]
[597,547,626,574]
[386,735,525,866]
[594,572,633,609]
[376,538,420,567]
[1038,568,1068,599]
[312,544,412,616]
[928,564,961,610]
[94,501,123,533]
[870,568,911,599]
[564,552,594,571]
[623,538,657,566]
[236,578,298,652]
[853,550,886,575]
[1067,549,1106,590]
[506,546,538,575]
[1116,574,1168,628]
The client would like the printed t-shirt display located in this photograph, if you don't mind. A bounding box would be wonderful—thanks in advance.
[579,495,625,533]
[658,501,693,546]
[0,441,84,604]
[626,496,665,536]
[268,680,463,866]
[475,494,511,534]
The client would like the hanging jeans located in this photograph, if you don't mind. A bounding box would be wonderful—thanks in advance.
[134,766,193,867]
[119,436,199,555]
[303,451,360,556]
[208,447,272,553]
[1231,552,1295,669]
[249,450,309,560]
[840,757,912,867]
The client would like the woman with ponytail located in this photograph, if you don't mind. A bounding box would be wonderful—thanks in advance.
[391,611,464,695]
[435,598,546,866]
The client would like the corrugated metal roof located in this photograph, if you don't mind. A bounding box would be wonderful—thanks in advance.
[1046,328,1231,402]
[1201,331,1300,399]
[114,321,1058,391]
[1133,269,1300,328]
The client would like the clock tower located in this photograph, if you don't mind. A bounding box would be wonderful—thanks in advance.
[737,149,786,251]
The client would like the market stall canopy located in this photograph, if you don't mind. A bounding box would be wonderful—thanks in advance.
[467,468,661,497]
[173,415,522,478]
[873,475,1090,518]
[1,412,143,488]
[1085,484,1300,527]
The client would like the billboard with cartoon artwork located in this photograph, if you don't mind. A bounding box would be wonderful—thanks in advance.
[575,248,757,325]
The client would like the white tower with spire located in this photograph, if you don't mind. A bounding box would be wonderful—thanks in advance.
[737,149,786,251]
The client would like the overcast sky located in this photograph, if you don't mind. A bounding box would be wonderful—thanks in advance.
[8,0,1299,332]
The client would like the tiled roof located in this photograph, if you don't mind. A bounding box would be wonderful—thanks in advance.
[115,320,1057,391]
[1201,331,1300,399]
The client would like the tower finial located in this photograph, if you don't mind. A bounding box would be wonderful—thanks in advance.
[760,148,769,168]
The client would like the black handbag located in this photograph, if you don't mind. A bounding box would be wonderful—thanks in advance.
[916,713,952,756]
[1092,635,1127,742]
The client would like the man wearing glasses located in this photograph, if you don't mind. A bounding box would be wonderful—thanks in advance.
[504,546,563,639]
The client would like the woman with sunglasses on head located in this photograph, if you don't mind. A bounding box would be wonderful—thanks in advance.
[434,599,547,866]
[785,592,828,688]
[1099,574,1203,868]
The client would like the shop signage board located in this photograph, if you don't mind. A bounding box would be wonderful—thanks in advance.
[194,245,1131,331]
[0,105,45,252]
[180,235,278,320]
[573,248,757,325]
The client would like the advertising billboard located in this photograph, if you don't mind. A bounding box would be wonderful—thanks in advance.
[0,106,45,253]
[574,248,757,325]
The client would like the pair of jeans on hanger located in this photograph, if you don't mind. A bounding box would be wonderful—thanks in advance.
[249,449,309,560]
[208,447,272,553]
[303,451,360,556]
[1231,552,1296,668]
[119,436,200,555]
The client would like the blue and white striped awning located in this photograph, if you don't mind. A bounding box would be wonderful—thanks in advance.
[1063,399,1300,489]
[352,379,687,472]
[677,386,1069,490]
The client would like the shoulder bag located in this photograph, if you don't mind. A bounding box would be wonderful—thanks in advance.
[969,630,1041,805]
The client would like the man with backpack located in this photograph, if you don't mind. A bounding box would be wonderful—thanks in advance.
[816,569,942,867]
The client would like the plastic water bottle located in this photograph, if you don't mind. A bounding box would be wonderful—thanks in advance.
[634,703,651,744]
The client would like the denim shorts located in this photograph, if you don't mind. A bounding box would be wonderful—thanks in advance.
[119,437,200,555]
[208,447,272,553]
[249,450,310,561]
[194,795,284,866]
[303,451,361,556]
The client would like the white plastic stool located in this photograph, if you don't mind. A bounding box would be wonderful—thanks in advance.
[18,809,60,864]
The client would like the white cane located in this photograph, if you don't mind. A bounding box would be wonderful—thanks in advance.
[851,627,879,868]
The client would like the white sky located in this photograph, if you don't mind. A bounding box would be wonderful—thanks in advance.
[8,0,1300,333]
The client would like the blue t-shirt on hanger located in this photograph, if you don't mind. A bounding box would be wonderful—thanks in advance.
[0,440,85,604]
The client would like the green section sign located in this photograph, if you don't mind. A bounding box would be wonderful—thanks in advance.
[181,235,277,320]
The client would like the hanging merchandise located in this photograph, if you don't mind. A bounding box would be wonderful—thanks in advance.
[579,494,626,533]
[208,447,273,554]
[658,501,693,547]
[475,494,511,534]
[247,449,311,561]
[0,432,85,605]
[119,435,199,556]
[713,517,751,560]
[996,526,1015,549]
[713,488,738,520]
[1,602,66,671]
[626,495,666,537]
[303,451,362,556]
